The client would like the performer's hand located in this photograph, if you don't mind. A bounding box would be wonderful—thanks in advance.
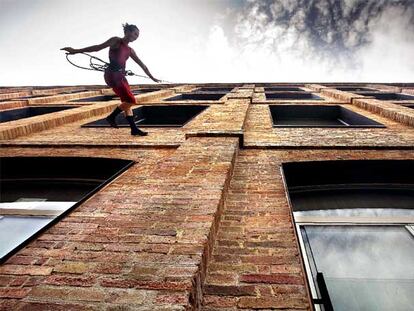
[60,47,78,54]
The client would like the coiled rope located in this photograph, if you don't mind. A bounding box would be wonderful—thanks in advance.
[65,52,171,83]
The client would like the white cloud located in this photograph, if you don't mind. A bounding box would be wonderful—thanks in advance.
[356,6,414,82]
[0,0,413,85]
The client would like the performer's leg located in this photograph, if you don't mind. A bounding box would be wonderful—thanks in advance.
[105,84,134,127]
[118,102,133,115]
[104,73,124,127]
[105,106,123,128]
[106,78,146,136]
[123,102,147,136]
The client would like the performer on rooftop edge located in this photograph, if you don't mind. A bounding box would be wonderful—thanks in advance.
[61,23,160,136]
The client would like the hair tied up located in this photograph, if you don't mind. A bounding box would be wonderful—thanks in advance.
[123,23,139,33]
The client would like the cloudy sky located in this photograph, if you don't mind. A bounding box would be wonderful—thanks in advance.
[1,0,413,86]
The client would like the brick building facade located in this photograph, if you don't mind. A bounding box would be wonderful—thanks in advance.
[0,83,413,310]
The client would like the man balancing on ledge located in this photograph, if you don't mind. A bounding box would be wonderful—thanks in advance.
[61,23,161,136]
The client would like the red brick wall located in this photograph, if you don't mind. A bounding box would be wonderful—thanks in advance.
[1,83,413,310]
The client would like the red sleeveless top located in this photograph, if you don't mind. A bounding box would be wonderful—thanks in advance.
[107,39,131,72]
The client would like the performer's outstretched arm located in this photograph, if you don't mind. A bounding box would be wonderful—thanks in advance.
[130,48,161,83]
[61,37,119,54]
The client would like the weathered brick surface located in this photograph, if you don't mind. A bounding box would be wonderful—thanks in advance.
[0,87,32,94]
[320,88,368,102]
[0,87,190,142]
[0,101,27,111]
[402,88,414,95]
[252,89,345,104]
[201,150,310,310]
[201,149,414,310]
[0,102,118,140]
[1,83,413,310]
[352,98,414,127]
[101,87,177,104]
[0,91,31,101]
[31,86,89,96]
[172,85,198,93]
[186,99,249,142]
[304,83,328,91]
[0,101,243,147]
[227,89,253,100]
[1,137,238,310]
[371,84,401,92]
[0,117,186,147]
[26,91,102,105]
[244,103,414,148]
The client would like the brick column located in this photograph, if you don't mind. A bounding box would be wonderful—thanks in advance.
[0,137,239,310]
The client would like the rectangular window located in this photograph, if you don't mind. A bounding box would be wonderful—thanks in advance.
[282,160,414,311]
[69,95,117,102]
[0,157,133,262]
[164,93,226,101]
[264,87,304,92]
[357,92,414,101]
[299,224,414,311]
[131,88,161,94]
[196,87,234,93]
[265,92,322,100]
[270,105,385,128]
[335,87,377,92]
[0,106,78,123]
[82,105,208,128]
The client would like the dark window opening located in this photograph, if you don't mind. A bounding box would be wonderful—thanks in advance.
[165,93,226,101]
[336,87,377,92]
[264,87,304,92]
[282,160,414,212]
[82,105,208,128]
[0,106,78,123]
[60,90,87,94]
[357,92,414,101]
[269,105,385,128]
[69,95,118,102]
[195,87,234,93]
[0,157,133,262]
[265,92,322,100]
[132,88,161,94]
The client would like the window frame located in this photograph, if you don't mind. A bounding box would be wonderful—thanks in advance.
[280,161,414,311]
[295,216,414,311]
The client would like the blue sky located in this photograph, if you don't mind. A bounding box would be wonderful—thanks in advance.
[1,0,413,86]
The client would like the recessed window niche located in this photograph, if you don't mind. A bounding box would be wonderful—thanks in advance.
[264,87,304,92]
[165,93,226,101]
[82,105,208,128]
[0,157,133,262]
[0,106,77,123]
[69,95,117,102]
[358,92,414,101]
[265,92,322,100]
[269,105,385,128]
[336,87,377,92]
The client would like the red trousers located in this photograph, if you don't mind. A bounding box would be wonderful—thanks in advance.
[104,70,136,104]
